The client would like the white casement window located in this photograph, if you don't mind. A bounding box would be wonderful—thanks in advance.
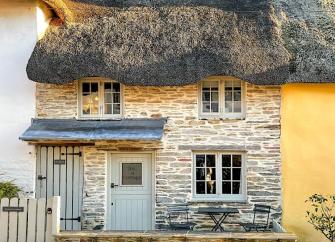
[199,79,245,119]
[79,80,122,118]
[192,152,246,201]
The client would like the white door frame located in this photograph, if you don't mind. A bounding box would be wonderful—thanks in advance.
[106,151,156,230]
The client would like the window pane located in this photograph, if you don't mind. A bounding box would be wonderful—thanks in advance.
[233,80,241,89]
[113,83,120,92]
[202,92,210,101]
[222,168,231,180]
[113,104,121,114]
[196,168,205,180]
[225,80,233,88]
[211,92,218,102]
[234,101,241,112]
[206,168,216,180]
[225,101,232,113]
[210,81,219,91]
[225,91,232,101]
[91,83,99,92]
[82,83,90,92]
[196,182,205,194]
[232,182,241,194]
[232,155,242,167]
[207,181,216,194]
[122,163,142,185]
[105,93,112,103]
[82,94,90,114]
[233,168,241,180]
[222,155,231,167]
[104,82,112,91]
[202,102,211,113]
[211,103,219,113]
[202,83,210,91]
[196,155,205,167]
[222,182,231,194]
[234,90,241,101]
[105,104,112,114]
[91,93,99,114]
[113,93,120,103]
[206,155,215,167]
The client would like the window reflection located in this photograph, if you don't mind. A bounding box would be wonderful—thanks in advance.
[81,81,121,116]
[202,81,219,113]
[225,80,242,113]
[82,82,99,115]
[104,82,121,115]
[222,154,242,195]
[195,154,217,194]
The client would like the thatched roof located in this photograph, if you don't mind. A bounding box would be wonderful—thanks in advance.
[27,0,335,86]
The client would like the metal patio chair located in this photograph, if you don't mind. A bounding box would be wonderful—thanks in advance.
[240,204,272,232]
[166,204,196,231]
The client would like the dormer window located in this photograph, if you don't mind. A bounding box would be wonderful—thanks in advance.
[79,80,122,118]
[199,78,245,119]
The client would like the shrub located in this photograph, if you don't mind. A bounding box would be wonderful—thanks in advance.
[0,181,21,199]
[306,194,335,242]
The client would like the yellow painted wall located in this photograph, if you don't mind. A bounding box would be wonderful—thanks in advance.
[282,84,335,242]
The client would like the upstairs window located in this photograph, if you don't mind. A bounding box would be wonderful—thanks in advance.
[79,80,122,118]
[199,79,245,119]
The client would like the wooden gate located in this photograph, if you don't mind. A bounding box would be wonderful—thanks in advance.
[0,197,60,242]
[36,146,83,230]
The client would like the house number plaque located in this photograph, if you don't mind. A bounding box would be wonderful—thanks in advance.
[122,163,142,185]
[54,159,66,165]
[2,207,24,212]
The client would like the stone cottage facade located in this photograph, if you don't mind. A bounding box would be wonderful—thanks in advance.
[23,76,281,230]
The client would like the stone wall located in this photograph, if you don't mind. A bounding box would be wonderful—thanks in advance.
[36,80,282,230]
[36,82,77,118]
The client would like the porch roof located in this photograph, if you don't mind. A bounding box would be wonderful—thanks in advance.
[20,118,166,142]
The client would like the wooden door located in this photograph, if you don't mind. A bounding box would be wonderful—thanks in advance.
[36,146,83,230]
[108,153,153,230]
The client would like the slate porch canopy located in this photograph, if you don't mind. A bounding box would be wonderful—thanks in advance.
[20,119,166,142]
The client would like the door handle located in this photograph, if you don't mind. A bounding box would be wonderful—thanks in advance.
[110,183,119,188]
[37,175,47,180]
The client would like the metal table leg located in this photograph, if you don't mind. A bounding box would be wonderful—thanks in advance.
[209,213,228,232]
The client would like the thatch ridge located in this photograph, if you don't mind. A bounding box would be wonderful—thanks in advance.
[27,0,335,85]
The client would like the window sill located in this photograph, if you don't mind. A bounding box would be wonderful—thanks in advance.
[77,116,123,121]
[198,115,246,121]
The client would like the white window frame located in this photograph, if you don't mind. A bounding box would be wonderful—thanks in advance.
[198,78,246,119]
[192,151,247,202]
[78,79,123,119]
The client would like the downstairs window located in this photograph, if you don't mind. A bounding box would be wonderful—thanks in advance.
[193,152,246,201]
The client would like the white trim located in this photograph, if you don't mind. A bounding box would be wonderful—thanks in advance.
[191,151,247,202]
[77,78,123,119]
[106,151,156,230]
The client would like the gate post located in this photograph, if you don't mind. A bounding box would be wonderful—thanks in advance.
[51,196,61,236]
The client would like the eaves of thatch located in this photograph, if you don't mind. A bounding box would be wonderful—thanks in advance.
[26,0,335,86]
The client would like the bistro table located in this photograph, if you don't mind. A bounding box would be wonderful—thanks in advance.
[197,207,239,232]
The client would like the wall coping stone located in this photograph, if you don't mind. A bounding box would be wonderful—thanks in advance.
[55,231,297,241]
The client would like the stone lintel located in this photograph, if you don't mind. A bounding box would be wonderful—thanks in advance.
[178,145,247,152]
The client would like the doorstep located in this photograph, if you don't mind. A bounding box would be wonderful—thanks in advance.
[55,230,297,242]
